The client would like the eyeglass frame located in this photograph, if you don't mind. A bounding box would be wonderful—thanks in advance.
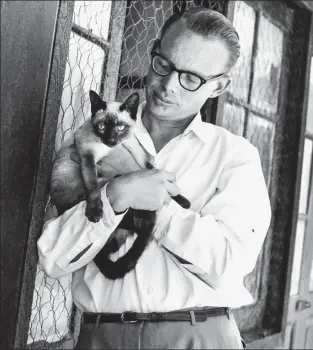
[150,39,229,92]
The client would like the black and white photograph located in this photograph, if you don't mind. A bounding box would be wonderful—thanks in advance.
[1,1,313,349]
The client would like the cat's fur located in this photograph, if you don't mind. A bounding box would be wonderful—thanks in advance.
[50,90,190,279]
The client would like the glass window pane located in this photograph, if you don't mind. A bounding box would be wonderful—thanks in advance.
[55,33,106,152]
[73,1,112,40]
[307,57,313,134]
[246,114,275,185]
[220,103,246,136]
[250,16,284,115]
[228,2,256,102]
[290,219,306,296]
[298,138,313,214]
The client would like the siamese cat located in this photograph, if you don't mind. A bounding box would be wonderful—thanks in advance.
[50,90,190,279]
[50,91,145,216]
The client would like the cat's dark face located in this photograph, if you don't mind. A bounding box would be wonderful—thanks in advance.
[89,90,140,147]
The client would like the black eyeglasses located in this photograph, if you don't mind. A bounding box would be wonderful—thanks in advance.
[150,39,227,92]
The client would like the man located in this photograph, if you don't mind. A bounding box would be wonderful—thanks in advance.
[38,7,271,349]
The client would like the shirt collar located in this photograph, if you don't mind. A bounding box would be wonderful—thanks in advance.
[182,111,209,144]
[135,102,210,145]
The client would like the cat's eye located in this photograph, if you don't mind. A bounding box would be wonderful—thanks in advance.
[98,122,105,130]
[116,125,126,131]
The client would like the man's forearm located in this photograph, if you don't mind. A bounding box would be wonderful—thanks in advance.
[155,152,271,289]
[106,176,130,213]
[38,184,127,278]
[158,210,267,289]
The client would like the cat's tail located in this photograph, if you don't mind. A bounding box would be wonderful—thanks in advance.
[93,211,155,279]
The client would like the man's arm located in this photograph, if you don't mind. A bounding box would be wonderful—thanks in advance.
[155,144,271,289]
[38,169,180,279]
[37,184,127,279]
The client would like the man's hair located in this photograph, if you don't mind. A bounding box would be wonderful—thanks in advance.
[160,7,241,70]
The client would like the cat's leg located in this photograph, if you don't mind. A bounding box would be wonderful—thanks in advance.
[79,153,103,222]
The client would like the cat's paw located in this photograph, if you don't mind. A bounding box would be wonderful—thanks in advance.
[85,198,103,222]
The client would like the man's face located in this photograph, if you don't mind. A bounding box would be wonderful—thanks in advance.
[145,20,230,121]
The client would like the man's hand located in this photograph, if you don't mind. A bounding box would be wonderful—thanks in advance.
[70,151,185,212]
[107,169,180,213]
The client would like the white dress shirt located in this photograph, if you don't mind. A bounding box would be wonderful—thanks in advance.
[38,103,271,313]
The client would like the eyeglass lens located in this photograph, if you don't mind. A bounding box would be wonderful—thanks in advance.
[152,54,202,91]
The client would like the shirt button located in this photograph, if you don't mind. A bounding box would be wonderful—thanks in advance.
[147,286,153,294]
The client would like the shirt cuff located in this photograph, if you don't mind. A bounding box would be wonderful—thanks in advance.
[100,182,128,226]
[153,201,183,241]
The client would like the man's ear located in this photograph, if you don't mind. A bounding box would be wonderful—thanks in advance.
[209,76,231,98]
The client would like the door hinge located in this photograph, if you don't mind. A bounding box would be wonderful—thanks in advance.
[295,299,311,311]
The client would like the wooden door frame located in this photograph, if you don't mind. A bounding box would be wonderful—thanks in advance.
[291,13,313,305]
[287,42,313,348]
[0,1,73,349]
[8,1,75,348]
[101,1,127,102]
[270,6,313,349]
[215,1,313,348]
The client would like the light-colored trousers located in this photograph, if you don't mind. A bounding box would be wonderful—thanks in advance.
[76,310,245,349]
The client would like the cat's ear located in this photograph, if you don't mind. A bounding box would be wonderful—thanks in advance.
[89,90,106,113]
[120,93,140,120]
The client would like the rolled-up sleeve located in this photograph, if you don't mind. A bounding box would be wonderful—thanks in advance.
[156,144,271,289]
[37,184,127,278]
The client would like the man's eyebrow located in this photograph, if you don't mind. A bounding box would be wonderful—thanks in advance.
[158,49,208,79]
[157,39,208,78]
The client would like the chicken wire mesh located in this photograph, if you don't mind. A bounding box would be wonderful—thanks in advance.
[27,2,112,347]
[27,0,292,347]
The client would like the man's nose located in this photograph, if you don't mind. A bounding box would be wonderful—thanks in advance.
[161,71,180,93]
